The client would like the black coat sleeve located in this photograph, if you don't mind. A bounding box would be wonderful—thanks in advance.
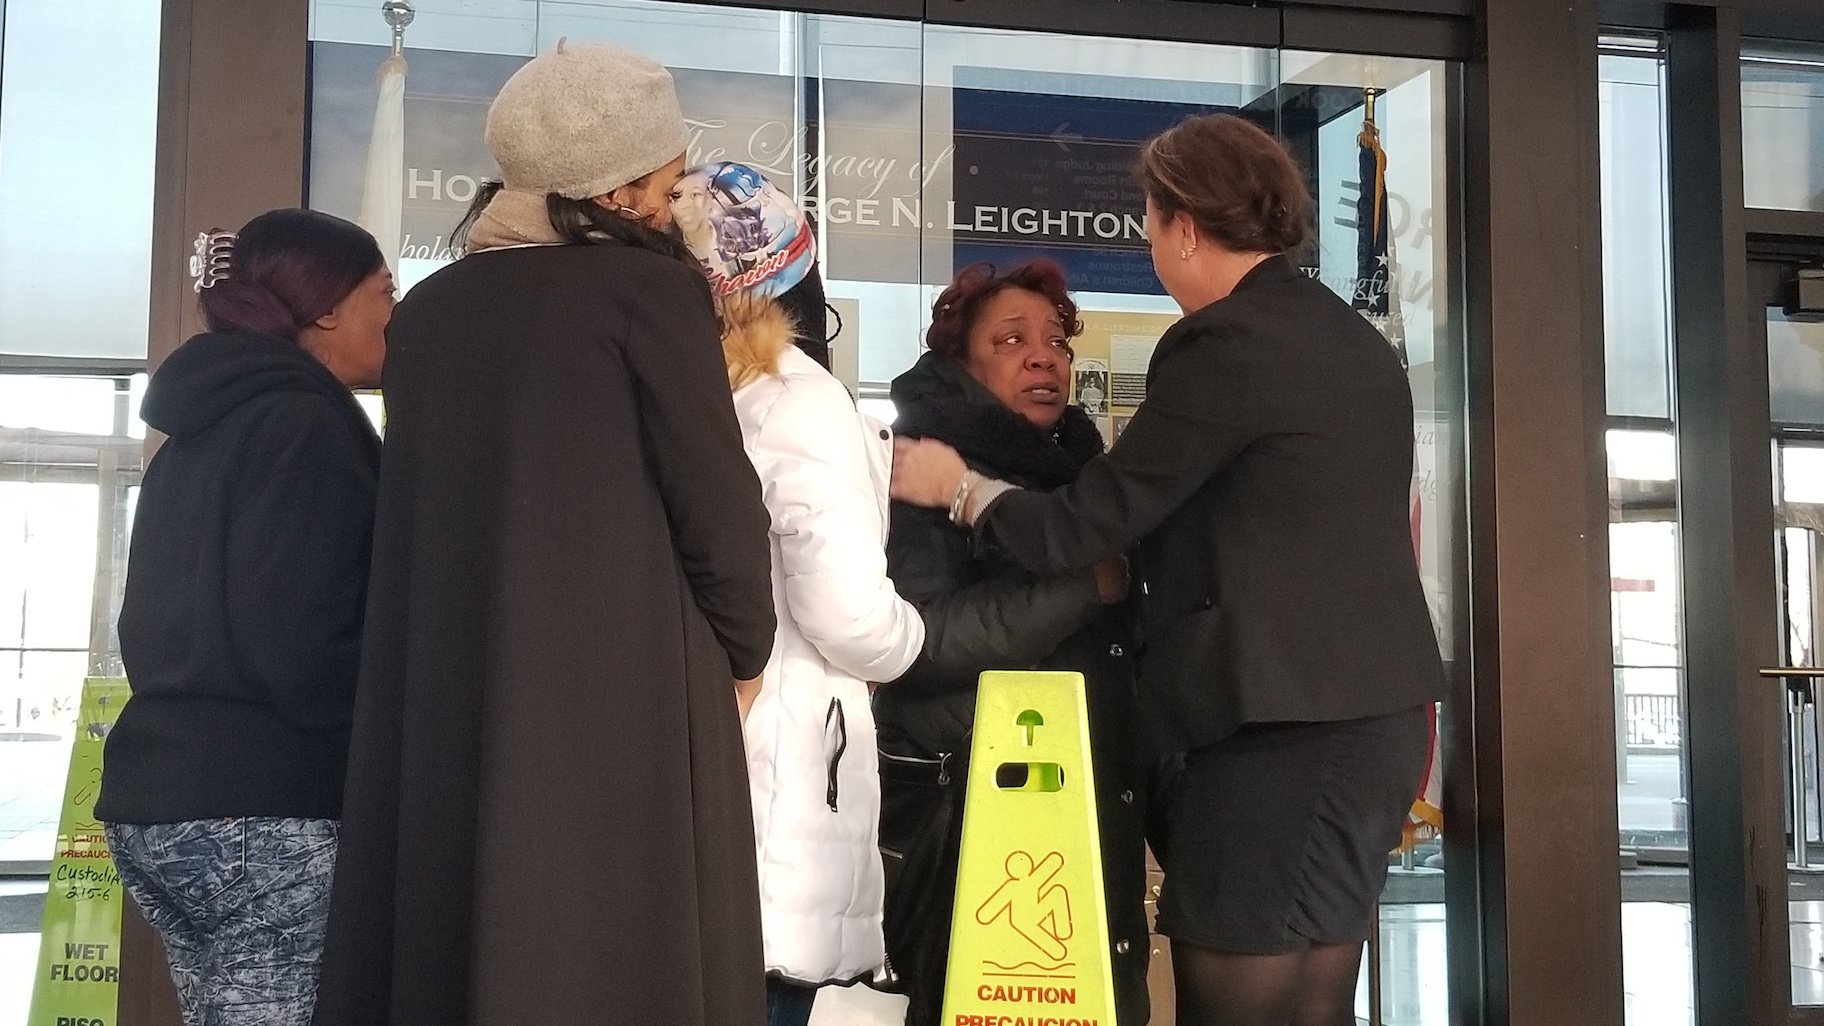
[979,320,1265,573]
[887,502,1103,697]
[224,397,375,730]
[622,261,776,680]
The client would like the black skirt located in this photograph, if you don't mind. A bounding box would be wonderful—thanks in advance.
[1151,706,1431,954]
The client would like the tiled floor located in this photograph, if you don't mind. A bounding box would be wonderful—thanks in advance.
[12,888,1818,1026]
[0,737,71,868]
[1,932,38,1025]
[814,901,1744,1026]
[1367,903,1449,1026]
[5,856,1824,1025]
[0,897,1727,1026]
[1365,900,1824,1026]
[1620,902,1694,1026]
[1,879,47,1026]
[813,901,1824,1025]
[1784,901,1824,1003]
[3,722,1814,1024]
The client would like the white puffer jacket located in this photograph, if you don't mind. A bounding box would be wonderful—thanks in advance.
[724,302,925,986]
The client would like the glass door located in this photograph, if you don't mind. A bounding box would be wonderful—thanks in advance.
[1747,54,1824,1012]
[1767,305,1824,1006]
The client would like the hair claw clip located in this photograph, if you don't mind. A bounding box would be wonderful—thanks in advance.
[189,229,236,293]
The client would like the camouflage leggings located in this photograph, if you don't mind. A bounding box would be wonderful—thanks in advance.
[106,818,337,1026]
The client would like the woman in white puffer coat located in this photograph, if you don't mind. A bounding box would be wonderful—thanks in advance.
[695,220,925,1021]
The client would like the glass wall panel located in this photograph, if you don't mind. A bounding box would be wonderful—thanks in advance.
[1599,39,1694,1026]
[0,376,140,833]
[1748,39,1824,1009]
[1777,418,1824,1010]
[1600,50,1673,421]
[0,372,142,1013]
[1743,42,1824,213]
[0,0,159,363]
[307,4,1465,1021]
[1770,309,1824,430]
[1287,49,1460,1025]
[0,10,157,1008]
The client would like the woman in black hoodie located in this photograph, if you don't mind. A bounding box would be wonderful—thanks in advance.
[96,208,390,1026]
[875,260,1149,1026]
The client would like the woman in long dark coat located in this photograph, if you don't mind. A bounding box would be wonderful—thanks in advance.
[312,42,776,1026]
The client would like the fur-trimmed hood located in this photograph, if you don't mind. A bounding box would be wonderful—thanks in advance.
[719,291,798,391]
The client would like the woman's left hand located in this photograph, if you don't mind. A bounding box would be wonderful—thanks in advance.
[891,437,968,509]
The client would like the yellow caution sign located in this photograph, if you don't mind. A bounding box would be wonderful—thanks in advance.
[29,678,130,1026]
[941,671,1114,1026]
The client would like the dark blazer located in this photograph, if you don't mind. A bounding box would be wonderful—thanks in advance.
[979,255,1446,754]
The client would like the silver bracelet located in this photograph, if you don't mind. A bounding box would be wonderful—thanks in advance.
[948,469,979,525]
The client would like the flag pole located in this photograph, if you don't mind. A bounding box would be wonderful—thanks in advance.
[384,0,414,56]
[358,1,413,277]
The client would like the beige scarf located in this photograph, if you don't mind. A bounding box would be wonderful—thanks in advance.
[464,186,793,390]
[463,188,564,254]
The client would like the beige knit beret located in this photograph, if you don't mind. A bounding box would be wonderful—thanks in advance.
[484,40,690,200]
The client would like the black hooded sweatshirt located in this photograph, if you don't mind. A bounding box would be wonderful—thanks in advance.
[96,332,381,824]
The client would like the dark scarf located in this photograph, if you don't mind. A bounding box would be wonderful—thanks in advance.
[888,351,1105,490]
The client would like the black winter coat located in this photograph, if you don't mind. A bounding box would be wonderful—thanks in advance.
[875,352,1149,1026]
[99,332,379,824]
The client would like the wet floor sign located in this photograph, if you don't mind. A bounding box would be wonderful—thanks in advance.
[941,671,1114,1026]
[29,678,129,1026]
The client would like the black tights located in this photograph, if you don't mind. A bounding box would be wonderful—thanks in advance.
[1171,938,1366,1026]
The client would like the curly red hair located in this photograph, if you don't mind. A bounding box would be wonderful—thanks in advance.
[925,260,1083,361]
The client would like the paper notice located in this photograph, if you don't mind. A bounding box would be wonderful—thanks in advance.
[1110,334,1159,407]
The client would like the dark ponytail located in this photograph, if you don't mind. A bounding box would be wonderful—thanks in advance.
[199,209,384,340]
[543,192,699,270]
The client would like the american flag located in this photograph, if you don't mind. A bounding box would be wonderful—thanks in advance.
[1355,101,1410,369]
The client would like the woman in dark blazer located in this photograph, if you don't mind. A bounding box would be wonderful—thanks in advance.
[891,113,1446,1026]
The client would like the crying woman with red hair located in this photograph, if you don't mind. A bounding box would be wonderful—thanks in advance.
[872,260,1150,1026]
